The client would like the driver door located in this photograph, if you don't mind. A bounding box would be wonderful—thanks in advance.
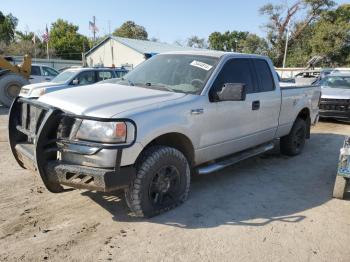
[197,58,261,162]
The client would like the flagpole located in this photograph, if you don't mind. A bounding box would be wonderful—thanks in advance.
[46,41,49,60]
[44,24,50,60]
[33,33,37,62]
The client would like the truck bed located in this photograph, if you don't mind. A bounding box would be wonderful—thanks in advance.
[276,84,321,138]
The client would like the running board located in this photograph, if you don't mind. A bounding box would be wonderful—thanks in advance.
[196,142,275,175]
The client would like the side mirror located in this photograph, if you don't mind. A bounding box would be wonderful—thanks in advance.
[216,83,246,101]
[72,79,79,85]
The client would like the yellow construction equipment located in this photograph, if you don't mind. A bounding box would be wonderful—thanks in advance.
[0,55,32,107]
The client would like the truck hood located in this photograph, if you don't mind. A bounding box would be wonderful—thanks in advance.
[38,83,186,118]
[321,87,350,100]
[22,82,66,91]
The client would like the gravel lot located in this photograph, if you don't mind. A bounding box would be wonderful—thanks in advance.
[0,105,350,262]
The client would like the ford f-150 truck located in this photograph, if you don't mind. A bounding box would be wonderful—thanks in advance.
[8,51,321,217]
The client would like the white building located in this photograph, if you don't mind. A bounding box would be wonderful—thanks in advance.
[85,36,197,69]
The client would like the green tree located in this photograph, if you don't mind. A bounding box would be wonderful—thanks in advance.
[239,34,269,55]
[208,31,248,51]
[15,31,35,41]
[3,40,50,58]
[49,19,89,60]
[284,24,314,67]
[0,29,48,58]
[309,4,350,66]
[0,11,18,44]
[259,0,335,66]
[187,35,207,48]
[113,21,148,40]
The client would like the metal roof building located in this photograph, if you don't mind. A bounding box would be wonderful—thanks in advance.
[85,36,197,69]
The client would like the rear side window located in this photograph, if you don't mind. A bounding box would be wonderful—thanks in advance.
[31,66,41,76]
[97,71,113,81]
[115,70,127,78]
[42,66,58,76]
[211,59,255,95]
[253,59,275,92]
[75,71,95,85]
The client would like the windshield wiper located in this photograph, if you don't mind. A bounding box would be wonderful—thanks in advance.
[145,82,173,92]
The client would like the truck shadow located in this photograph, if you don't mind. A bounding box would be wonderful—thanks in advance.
[82,132,349,229]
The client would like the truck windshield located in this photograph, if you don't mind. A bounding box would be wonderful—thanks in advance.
[321,76,350,89]
[51,70,76,83]
[120,54,219,94]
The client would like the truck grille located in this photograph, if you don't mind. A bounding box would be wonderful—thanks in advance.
[18,102,48,143]
[16,102,75,144]
[319,98,350,112]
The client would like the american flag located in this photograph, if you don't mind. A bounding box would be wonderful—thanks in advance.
[89,21,99,32]
[42,25,50,42]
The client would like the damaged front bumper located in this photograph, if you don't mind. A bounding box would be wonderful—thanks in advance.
[8,97,137,193]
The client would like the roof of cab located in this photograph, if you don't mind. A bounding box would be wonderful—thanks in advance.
[160,50,269,60]
[328,72,350,77]
[64,67,115,72]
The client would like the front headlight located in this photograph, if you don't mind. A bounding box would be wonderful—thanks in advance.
[75,120,127,143]
[30,87,46,97]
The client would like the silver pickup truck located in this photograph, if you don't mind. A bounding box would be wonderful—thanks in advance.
[8,51,321,217]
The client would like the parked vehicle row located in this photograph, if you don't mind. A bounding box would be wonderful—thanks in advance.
[317,73,350,121]
[19,67,128,98]
[29,64,59,84]
[29,65,127,84]
[278,69,350,122]
[9,51,321,217]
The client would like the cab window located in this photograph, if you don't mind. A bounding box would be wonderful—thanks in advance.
[211,58,256,96]
[252,59,275,92]
[31,66,41,76]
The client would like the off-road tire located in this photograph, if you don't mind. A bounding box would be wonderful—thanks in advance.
[125,146,190,218]
[333,176,348,199]
[0,73,29,107]
[280,118,307,156]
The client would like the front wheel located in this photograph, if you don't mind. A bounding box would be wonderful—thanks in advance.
[280,118,307,156]
[125,146,190,217]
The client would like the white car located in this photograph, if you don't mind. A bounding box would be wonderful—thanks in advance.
[29,64,59,84]
[20,67,117,98]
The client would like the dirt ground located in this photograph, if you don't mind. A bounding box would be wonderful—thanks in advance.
[0,105,350,262]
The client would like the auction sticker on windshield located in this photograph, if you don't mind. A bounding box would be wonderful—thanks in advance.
[190,60,213,71]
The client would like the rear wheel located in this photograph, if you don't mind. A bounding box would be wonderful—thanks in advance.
[0,73,29,107]
[280,118,307,156]
[125,146,190,217]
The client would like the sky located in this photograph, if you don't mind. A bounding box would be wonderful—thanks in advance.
[2,0,348,44]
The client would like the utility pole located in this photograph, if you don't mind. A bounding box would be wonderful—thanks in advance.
[93,16,96,42]
[282,21,290,69]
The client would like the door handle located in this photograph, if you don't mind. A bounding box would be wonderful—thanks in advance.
[252,100,260,110]
[191,108,204,115]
